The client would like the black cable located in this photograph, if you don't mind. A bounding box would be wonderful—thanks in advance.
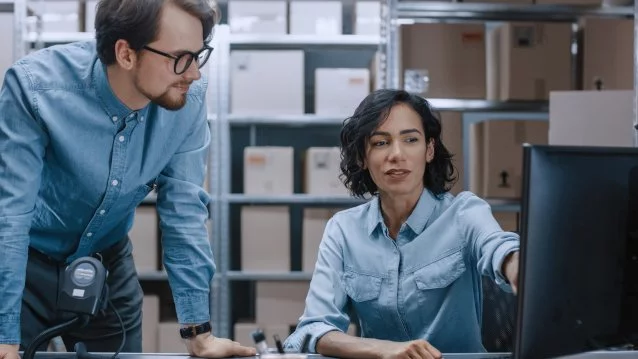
[23,316,89,359]
[108,298,126,359]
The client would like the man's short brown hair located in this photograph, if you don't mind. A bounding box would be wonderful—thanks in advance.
[94,0,220,65]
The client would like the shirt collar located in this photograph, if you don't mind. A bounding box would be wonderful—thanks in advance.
[92,57,143,124]
[366,188,438,236]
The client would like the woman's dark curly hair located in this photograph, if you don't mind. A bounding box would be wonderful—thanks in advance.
[339,89,457,198]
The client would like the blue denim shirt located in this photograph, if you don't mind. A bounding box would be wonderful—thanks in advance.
[284,189,519,353]
[0,41,214,343]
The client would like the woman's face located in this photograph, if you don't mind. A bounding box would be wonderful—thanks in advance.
[364,103,434,198]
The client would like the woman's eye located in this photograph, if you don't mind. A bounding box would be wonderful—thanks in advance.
[374,140,387,147]
[405,137,418,143]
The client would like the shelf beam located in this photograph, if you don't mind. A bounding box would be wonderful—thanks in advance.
[398,2,634,22]
[226,194,369,205]
[227,271,313,281]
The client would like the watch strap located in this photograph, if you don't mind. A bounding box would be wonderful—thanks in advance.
[179,322,212,339]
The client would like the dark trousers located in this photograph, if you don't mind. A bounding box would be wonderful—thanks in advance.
[19,238,143,353]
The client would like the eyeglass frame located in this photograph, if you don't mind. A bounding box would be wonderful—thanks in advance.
[142,44,214,75]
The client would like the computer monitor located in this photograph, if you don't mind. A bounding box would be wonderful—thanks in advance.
[515,145,638,359]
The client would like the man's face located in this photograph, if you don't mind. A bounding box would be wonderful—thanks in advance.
[134,3,205,110]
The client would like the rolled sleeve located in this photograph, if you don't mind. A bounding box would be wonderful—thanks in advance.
[0,64,48,343]
[456,192,520,293]
[156,90,215,325]
[284,217,350,353]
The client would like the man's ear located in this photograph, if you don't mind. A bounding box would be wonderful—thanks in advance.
[113,39,138,71]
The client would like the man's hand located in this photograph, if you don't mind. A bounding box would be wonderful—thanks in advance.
[0,344,19,359]
[185,332,256,358]
[503,251,520,295]
[377,339,442,359]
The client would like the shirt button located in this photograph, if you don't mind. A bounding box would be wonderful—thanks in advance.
[86,232,93,237]
[99,210,106,215]
[118,135,125,142]
[112,116,118,122]
[140,116,145,122]
[111,179,119,186]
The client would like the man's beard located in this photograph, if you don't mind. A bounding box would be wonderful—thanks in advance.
[134,73,189,111]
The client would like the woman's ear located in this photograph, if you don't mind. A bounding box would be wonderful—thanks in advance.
[426,139,435,163]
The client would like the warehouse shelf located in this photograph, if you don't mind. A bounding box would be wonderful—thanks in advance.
[397,2,634,22]
[26,31,94,43]
[226,271,313,281]
[0,2,13,12]
[486,199,522,213]
[427,99,548,112]
[137,271,168,281]
[229,34,380,48]
[226,194,368,205]
[229,114,346,126]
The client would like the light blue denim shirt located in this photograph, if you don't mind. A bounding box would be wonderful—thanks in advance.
[0,41,214,343]
[284,189,519,353]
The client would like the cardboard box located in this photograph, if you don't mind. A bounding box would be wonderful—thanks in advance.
[315,68,370,116]
[302,208,341,272]
[142,295,160,353]
[549,90,635,147]
[28,1,80,33]
[354,0,381,36]
[290,1,342,35]
[228,0,287,34]
[231,51,304,115]
[582,18,633,91]
[158,322,185,353]
[304,147,348,196]
[493,212,519,233]
[129,207,159,272]
[490,23,572,101]
[439,112,464,195]
[0,13,14,84]
[470,120,549,199]
[401,23,486,99]
[244,147,294,195]
[241,206,291,272]
[233,322,291,347]
[256,281,310,325]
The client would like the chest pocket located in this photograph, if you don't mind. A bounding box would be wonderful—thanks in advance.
[413,249,467,291]
[342,268,384,325]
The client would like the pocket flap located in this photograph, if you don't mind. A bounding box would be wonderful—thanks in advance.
[413,250,467,290]
[342,270,383,302]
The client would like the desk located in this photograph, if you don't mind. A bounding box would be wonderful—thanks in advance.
[20,352,638,359]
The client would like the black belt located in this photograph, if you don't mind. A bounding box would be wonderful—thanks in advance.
[28,236,129,268]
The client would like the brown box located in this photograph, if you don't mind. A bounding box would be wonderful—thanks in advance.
[493,212,519,233]
[158,322,185,353]
[582,18,633,91]
[439,112,464,195]
[256,281,310,326]
[470,120,549,199]
[129,207,159,272]
[302,208,341,272]
[401,23,486,99]
[490,22,572,101]
[241,206,291,272]
[142,295,160,353]
[244,147,294,195]
[304,147,349,196]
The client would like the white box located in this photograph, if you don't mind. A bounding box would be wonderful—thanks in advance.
[304,147,348,195]
[315,68,370,116]
[241,206,290,272]
[85,0,97,32]
[231,51,305,115]
[129,207,158,272]
[244,146,294,195]
[29,1,80,33]
[355,1,381,36]
[290,1,342,35]
[228,0,287,34]
[549,90,635,147]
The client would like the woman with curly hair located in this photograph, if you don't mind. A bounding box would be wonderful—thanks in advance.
[284,89,520,359]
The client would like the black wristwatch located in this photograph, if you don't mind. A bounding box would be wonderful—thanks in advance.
[179,322,212,339]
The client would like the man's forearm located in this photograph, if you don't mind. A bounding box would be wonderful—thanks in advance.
[316,331,384,359]
[0,231,30,344]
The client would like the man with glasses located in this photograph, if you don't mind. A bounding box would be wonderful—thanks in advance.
[0,0,255,358]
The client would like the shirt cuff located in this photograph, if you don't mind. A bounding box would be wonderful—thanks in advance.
[0,313,21,344]
[174,295,211,325]
[493,241,520,292]
[284,321,341,353]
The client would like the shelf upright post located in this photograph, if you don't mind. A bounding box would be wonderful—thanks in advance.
[14,0,26,60]
[634,0,638,147]
[380,0,399,89]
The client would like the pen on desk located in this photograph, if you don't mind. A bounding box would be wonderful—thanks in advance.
[300,333,311,354]
[274,334,285,354]
[251,329,269,355]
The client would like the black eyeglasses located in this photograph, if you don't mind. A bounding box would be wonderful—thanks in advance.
[143,44,214,75]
